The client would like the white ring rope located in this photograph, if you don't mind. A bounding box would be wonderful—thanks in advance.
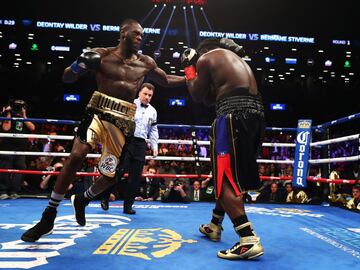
[0,132,359,164]
[0,133,74,140]
[0,133,298,147]
[0,150,359,164]
[310,134,359,147]
[0,133,211,145]
[262,142,296,147]
[0,150,211,162]
[308,155,360,164]
[2,132,359,148]
[256,159,294,164]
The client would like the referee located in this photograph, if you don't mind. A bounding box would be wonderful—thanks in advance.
[122,82,159,214]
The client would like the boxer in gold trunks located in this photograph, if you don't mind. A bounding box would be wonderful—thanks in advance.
[21,18,185,242]
[181,38,265,260]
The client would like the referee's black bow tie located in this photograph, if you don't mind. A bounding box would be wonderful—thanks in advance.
[141,103,148,108]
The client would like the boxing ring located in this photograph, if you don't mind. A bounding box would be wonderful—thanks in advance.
[0,114,360,270]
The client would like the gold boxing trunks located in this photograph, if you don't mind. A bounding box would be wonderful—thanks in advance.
[86,91,136,136]
[85,91,136,178]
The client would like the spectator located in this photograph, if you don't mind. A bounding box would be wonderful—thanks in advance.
[161,179,190,203]
[342,162,360,180]
[40,157,68,193]
[256,182,285,203]
[199,172,215,201]
[269,163,278,177]
[135,166,161,201]
[346,185,360,210]
[189,180,204,202]
[0,99,35,200]
[285,183,308,203]
[143,159,158,174]
[159,161,176,187]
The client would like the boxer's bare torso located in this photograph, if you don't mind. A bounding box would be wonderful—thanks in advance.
[188,48,258,105]
[63,22,185,103]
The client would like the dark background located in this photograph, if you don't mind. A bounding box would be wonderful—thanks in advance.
[1,0,359,127]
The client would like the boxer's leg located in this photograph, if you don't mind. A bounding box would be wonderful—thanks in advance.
[71,174,118,226]
[21,113,94,242]
[71,120,126,226]
[199,200,225,241]
[199,119,225,241]
[216,114,264,259]
[21,137,91,242]
[216,178,264,260]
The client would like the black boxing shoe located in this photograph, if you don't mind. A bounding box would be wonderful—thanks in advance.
[21,207,57,242]
[71,194,89,226]
[123,207,136,215]
[101,197,109,211]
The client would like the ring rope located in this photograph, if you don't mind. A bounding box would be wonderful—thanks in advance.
[308,155,360,164]
[0,117,298,131]
[0,150,359,164]
[261,175,358,184]
[0,133,212,145]
[3,111,360,131]
[313,112,360,130]
[310,134,359,147]
[0,151,211,161]
[0,169,357,185]
[0,133,294,147]
[2,133,359,147]
[2,111,360,132]
[0,169,211,179]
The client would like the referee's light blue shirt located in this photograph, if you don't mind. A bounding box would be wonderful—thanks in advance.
[133,98,159,151]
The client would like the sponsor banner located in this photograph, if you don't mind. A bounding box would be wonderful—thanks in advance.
[292,119,312,188]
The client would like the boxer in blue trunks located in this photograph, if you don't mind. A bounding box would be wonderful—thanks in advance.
[181,38,265,260]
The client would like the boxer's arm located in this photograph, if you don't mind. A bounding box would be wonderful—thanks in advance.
[186,57,211,102]
[146,57,186,87]
[63,48,103,83]
[62,66,80,83]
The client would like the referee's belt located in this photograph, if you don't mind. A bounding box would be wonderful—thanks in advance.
[86,91,136,136]
[131,136,146,142]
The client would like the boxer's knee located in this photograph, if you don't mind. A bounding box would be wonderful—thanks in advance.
[67,148,87,168]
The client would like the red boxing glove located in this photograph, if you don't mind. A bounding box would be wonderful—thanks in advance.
[184,65,197,80]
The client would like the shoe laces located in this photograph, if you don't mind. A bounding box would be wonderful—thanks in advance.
[227,242,241,253]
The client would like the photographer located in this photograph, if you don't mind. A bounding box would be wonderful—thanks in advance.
[161,179,190,203]
[0,100,35,200]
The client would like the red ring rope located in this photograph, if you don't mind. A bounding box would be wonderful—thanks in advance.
[0,169,358,184]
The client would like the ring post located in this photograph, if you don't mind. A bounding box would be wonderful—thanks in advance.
[292,119,312,188]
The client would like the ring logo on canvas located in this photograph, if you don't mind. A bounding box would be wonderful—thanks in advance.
[94,228,197,260]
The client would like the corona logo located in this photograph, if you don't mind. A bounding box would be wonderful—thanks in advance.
[296,131,310,144]
[298,120,311,129]
[94,228,197,260]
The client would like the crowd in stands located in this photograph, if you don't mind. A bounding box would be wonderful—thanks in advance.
[0,117,359,212]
